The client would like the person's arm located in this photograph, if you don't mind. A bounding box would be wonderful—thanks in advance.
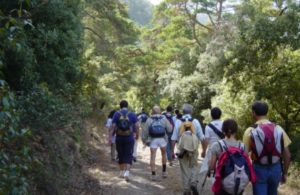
[281,147,291,183]
[165,118,172,133]
[209,153,217,171]
[135,122,140,139]
[171,120,180,155]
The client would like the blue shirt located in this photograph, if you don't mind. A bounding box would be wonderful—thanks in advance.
[112,108,138,142]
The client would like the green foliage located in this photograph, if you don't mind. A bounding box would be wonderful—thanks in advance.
[17,87,75,131]
[0,80,31,194]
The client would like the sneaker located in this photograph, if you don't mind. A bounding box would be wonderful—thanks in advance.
[190,185,199,195]
[119,170,125,178]
[124,170,130,181]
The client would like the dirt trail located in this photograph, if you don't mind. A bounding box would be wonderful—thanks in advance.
[71,121,298,195]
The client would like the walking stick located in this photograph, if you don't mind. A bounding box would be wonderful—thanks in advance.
[199,171,210,194]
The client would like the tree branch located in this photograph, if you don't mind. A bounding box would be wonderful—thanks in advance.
[83,27,105,42]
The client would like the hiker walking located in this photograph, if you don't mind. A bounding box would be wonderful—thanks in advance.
[142,106,172,181]
[243,101,291,195]
[136,108,149,162]
[106,110,117,161]
[171,104,205,195]
[209,119,256,195]
[162,105,176,166]
[109,100,139,181]
[200,107,224,174]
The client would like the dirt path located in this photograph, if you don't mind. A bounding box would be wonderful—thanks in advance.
[70,121,298,195]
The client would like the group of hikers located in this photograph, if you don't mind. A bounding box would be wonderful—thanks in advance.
[105,100,291,195]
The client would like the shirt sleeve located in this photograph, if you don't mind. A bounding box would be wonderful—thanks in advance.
[171,120,181,141]
[112,112,120,124]
[210,142,221,157]
[194,119,205,141]
[204,126,210,138]
[242,127,253,153]
[277,125,292,148]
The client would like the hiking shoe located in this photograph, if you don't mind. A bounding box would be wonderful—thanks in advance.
[190,185,199,195]
[162,171,168,178]
[119,170,125,178]
[169,161,173,166]
[124,170,130,181]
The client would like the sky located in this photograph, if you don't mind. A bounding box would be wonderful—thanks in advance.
[149,0,163,5]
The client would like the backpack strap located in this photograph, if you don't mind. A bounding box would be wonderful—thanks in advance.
[208,123,225,139]
[218,140,228,152]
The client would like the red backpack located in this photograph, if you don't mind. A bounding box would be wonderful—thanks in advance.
[250,123,283,165]
[212,140,256,195]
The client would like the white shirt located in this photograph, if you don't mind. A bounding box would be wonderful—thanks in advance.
[204,119,223,145]
[171,114,204,142]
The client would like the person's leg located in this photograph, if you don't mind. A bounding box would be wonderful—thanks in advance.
[267,162,282,195]
[252,164,268,195]
[166,134,172,164]
[116,140,125,177]
[123,140,135,181]
[150,148,157,175]
[111,143,116,161]
[160,146,167,177]
[179,156,191,193]
[133,139,138,162]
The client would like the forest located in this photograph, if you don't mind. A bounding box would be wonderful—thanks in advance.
[0,0,300,194]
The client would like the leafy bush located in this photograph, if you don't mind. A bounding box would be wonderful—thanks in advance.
[17,87,75,131]
[0,80,31,194]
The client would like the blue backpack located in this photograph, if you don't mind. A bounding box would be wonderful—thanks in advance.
[149,116,166,138]
[139,113,148,123]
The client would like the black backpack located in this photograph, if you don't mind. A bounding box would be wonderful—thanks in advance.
[116,112,132,136]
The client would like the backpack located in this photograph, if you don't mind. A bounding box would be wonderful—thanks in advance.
[139,113,148,123]
[179,118,196,136]
[164,113,174,130]
[212,140,256,195]
[250,123,283,165]
[208,123,225,139]
[149,116,166,138]
[116,112,132,136]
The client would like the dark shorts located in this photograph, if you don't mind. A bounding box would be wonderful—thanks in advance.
[116,139,135,165]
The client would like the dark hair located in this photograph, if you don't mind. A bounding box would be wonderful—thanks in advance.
[211,107,222,120]
[108,110,116,118]
[222,119,238,137]
[252,101,268,116]
[166,105,173,112]
[175,109,180,115]
[119,100,128,108]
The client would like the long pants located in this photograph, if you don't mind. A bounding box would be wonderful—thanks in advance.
[116,139,135,165]
[166,133,172,161]
[253,162,282,195]
[110,143,116,160]
[179,152,199,192]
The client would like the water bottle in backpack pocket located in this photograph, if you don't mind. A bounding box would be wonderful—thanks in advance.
[149,116,166,138]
